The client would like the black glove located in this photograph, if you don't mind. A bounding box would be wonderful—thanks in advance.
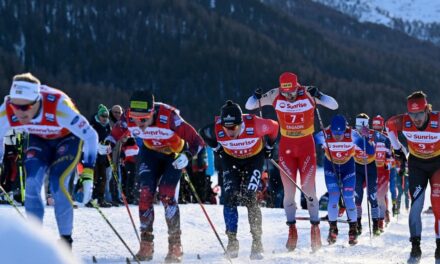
[264,145,274,159]
[394,148,407,163]
[196,148,208,168]
[307,86,321,99]
[125,137,136,146]
[213,143,225,158]
[254,88,263,100]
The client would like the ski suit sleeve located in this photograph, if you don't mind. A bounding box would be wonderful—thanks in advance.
[245,88,279,110]
[255,117,279,146]
[352,130,375,155]
[0,102,12,163]
[314,92,339,110]
[56,96,98,168]
[169,110,205,157]
[385,114,404,150]
[198,123,218,149]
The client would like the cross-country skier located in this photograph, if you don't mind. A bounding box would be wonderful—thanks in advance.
[245,72,338,252]
[353,113,383,236]
[199,100,279,260]
[109,90,204,263]
[386,91,440,264]
[315,114,373,245]
[0,73,98,247]
[371,115,392,232]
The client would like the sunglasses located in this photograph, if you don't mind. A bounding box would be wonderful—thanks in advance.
[223,124,240,131]
[10,99,38,111]
[100,115,109,119]
[408,111,426,119]
[131,116,149,123]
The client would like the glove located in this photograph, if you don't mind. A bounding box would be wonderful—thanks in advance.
[98,143,111,155]
[172,153,189,170]
[359,126,370,138]
[264,144,274,159]
[213,143,225,157]
[306,86,321,99]
[394,147,407,163]
[254,88,263,100]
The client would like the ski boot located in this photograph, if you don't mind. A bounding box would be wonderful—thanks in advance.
[407,237,421,264]
[356,218,362,236]
[327,221,338,245]
[286,222,298,252]
[435,238,440,264]
[348,222,358,246]
[378,219,385,233]
[164,231,183,263]
[311,222,322,252]
[225,231,239,259]
[135,232,154,261]
[60,235,73,249]
[372,219,381,236]
[250,238,264,260]
[392,200,399,217]
[385,210,390,226]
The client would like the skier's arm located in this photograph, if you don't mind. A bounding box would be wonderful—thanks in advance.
[353,130,375,155]
[56,97,98,168]
[307,87,338,110]
[385,114,404,150]
[0,102,12,163]
[245,88,278,110]
[170,111,205,156]
[255,117,279,146]
[198,123,219,149]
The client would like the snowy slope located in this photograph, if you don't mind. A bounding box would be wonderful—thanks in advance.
[311,0,440,44]
[0,168,435,264]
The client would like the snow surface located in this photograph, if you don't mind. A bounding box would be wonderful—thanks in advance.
[0,168,436,264]
[312,0,440,24]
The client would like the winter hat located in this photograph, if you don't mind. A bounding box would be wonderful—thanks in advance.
[279,72,300,93]
[97,104,109,117]
[407,94,428,113]
[372,115,384,130]
[220,100,243,127]
[330,114,347,136]
[9,81,40,101]
[129,90,155,118]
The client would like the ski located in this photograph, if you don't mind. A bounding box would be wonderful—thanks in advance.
[91,256,133,263]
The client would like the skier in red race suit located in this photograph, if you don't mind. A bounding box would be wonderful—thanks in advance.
[386,91,440,264]
[109,90,204,263]
[245,72,338,252]
[199,100,279,260]
[371,115,393,233]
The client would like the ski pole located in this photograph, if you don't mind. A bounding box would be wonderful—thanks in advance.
[363,135,373,238]
[269,159,313,202]
[182,169,233,264]
[90,199,140,264]
[0,184,24,218]
[16,132,26,205]
[256,88,272,206]
[106,154,141,243]
[314,104,349,218]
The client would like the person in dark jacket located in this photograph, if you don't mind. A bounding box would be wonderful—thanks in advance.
[89,104,113,207]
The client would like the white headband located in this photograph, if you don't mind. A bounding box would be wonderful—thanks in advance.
[9,81,41,101]
[355,118,369,128]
